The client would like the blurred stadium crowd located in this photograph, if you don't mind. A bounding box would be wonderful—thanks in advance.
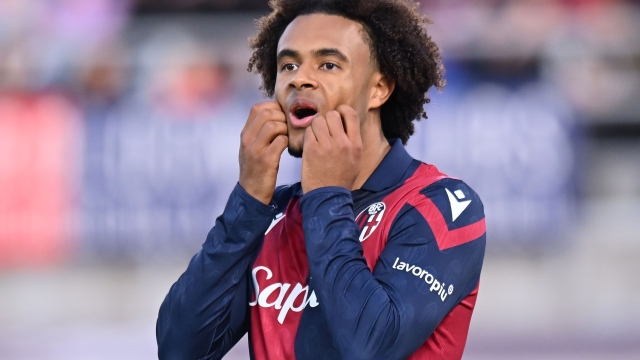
[0,0,639,359]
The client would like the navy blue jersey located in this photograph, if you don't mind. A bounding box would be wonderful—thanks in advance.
[157,139,486,360]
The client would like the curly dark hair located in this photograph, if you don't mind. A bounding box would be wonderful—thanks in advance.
[247,0,445,144]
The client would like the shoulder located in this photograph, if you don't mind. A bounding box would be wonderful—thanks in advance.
[388,163,486,250]
[420,178,484,227]
[401,163,484,226]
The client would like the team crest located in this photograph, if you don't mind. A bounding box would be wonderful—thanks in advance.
[355,202,386,242]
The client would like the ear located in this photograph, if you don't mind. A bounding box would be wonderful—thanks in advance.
[368,72,395,110]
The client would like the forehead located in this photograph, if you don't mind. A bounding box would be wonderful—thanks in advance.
[277,13,371,58]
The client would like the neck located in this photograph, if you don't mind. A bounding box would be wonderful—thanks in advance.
[352,112,391,190]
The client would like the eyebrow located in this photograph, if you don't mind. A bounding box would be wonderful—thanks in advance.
[312,48,348,62]
[276,49,300,63]
[276,47,349,63]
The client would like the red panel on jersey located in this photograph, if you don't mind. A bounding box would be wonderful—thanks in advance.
[359,164,446,270]
[408,197,486,250]
[250,198,315,360]
[407,285,479,360]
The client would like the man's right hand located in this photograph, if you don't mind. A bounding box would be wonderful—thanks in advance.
[239,102,288,205]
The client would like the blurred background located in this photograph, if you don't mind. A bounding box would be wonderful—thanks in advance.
[0,0,639,359]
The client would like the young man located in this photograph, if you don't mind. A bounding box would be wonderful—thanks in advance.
[156,1,486,359]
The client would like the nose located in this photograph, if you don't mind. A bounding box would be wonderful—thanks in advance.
[288,64,318,91]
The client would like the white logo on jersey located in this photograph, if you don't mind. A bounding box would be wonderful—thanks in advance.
[392,257,453,302]
[249,266,319,324]
[446,188,471,222]
[355,202,386,242]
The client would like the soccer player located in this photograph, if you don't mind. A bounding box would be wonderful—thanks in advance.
[156,0,486,359]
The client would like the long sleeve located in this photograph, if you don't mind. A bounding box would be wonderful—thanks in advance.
[156,183,277,360]
[299,182,486,360]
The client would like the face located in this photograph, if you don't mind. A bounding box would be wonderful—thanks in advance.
[275,13,378,157]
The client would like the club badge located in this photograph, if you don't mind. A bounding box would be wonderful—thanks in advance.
[355,202,386,242]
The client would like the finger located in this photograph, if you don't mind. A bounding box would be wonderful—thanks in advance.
[266,134,288,157]
[310,115,330,142]
[325,110,346,138]
[335,105,361,143]
[241,102,284,138]
[254,120,288,148]
[304,125,317,147]
[245,108,286,144]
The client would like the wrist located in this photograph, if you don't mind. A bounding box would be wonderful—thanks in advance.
[302,180,355,195]
[238,180,272,205]
[301,186,351,202]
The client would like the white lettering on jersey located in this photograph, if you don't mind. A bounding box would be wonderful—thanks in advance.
[392,257,454,302]
[249,266,319,324]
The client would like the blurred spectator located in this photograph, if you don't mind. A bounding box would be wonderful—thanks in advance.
[77,41,130,108]
[133,0,270,13]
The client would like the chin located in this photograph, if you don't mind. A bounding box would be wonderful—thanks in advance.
[287,145,302,158]
[287,135,304,158]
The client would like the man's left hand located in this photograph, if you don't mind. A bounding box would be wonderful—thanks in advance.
[301,104,363,194]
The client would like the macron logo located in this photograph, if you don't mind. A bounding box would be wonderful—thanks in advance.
[265,213,285,235]
[445,188,471,222]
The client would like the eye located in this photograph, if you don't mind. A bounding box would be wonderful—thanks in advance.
[281,63,298,72]
[320,63,339,70]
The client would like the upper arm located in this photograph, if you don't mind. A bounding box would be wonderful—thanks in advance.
[370,179,486,356]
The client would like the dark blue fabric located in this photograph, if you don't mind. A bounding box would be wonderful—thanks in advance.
[156,183,277,360]
[297,180,485,360]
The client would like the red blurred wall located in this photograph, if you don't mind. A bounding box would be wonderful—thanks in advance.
[0,94,80,267]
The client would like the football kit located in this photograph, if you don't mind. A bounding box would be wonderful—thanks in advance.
[157,139,486,360]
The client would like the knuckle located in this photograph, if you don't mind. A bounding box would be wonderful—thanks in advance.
[263,121,275,131]
[252,102,270,112]
[241,134,252,146]
[249,104,264,119]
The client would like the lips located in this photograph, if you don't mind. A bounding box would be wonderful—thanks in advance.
[289,99,318,128]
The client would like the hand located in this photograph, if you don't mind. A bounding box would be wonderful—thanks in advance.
[301,105,363,194]
[239,102,288,204]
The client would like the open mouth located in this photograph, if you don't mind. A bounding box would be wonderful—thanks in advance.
[289,102,318,127]
[293,107,317,119]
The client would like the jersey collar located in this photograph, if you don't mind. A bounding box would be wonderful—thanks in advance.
[359,138,414,192]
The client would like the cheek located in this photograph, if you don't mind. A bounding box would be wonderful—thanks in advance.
[274,81,286,101]
[337,76,364,105]
[323,83,353,110]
